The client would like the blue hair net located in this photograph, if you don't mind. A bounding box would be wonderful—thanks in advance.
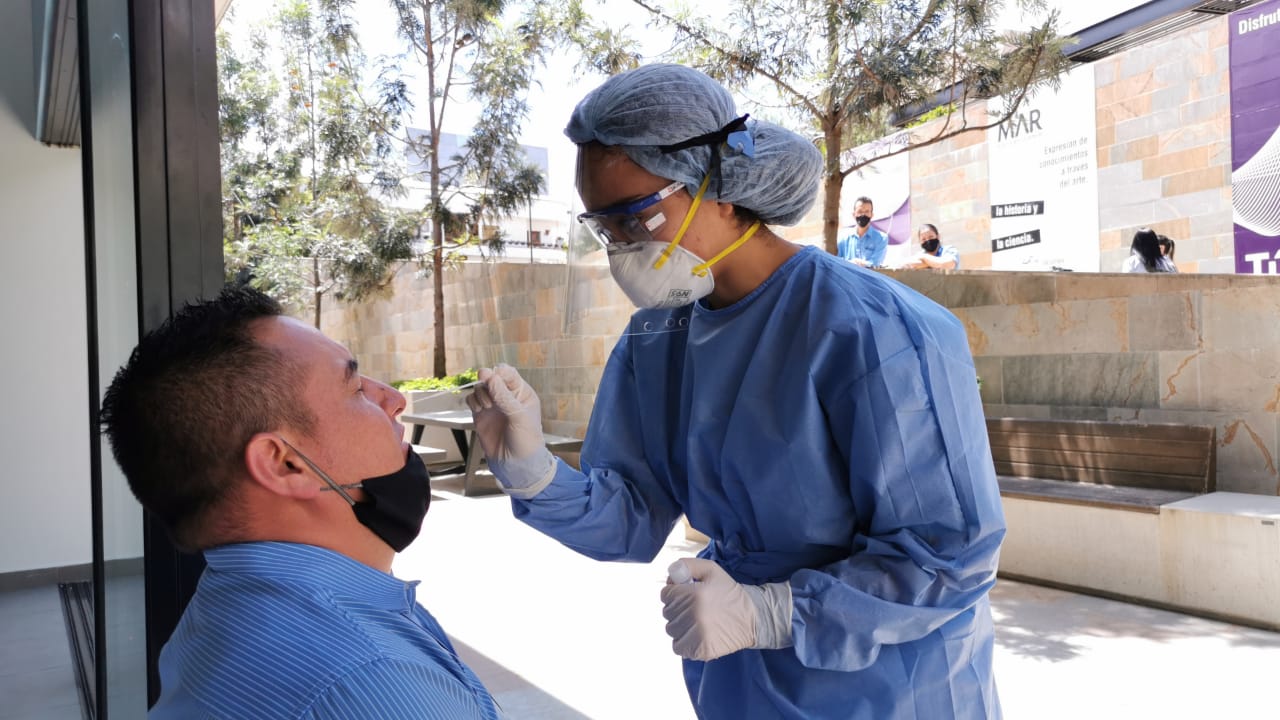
[566,64,822,226]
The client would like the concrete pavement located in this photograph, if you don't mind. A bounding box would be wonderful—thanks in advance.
[396,482,1280,719]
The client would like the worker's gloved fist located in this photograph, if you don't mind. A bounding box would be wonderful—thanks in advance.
[466,364,555,499]
[660,558,794,662]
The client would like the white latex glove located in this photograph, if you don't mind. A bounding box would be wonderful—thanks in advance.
[660,558,794,661]
[465,364,555,499]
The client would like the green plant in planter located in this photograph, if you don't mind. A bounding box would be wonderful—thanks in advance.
[391,369,479,393]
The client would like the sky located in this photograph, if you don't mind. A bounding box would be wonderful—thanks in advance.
[220,0,1137,213]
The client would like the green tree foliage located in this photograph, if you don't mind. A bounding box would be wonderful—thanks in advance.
[382,0,629,377]
[220,0,420,328]
[629,0,1075,254]
[221,0,631,368]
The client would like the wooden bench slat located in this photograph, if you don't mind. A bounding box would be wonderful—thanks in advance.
[987,417,1216,497]
[986,418,1214,443]
[992,446,1210,477]
[997,476,1199,513]
[988,431,1211,460]
[995,460,1209,493]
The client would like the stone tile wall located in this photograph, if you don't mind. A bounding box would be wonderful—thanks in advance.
[907,103,993,268]
[889,269,1280,495]
[1093,15,1234,273]
[321,260,631,439]
[325,262,1280,494]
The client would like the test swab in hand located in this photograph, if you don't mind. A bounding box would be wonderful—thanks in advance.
[413,380,482,400]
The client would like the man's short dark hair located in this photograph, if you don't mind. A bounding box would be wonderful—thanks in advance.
[100,286,315,549]
[855,196,873,207]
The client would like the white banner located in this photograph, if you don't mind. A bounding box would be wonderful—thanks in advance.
[987,64,1100,271]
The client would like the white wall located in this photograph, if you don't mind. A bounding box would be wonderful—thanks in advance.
[0,0,93,574]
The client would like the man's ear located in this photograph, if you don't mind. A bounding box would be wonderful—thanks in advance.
[244,433,322,500]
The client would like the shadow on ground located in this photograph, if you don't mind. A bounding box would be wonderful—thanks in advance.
[450,636,593,720]
[990,579,1280,663]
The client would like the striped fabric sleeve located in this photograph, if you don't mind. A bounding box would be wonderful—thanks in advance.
[301,658,494,720]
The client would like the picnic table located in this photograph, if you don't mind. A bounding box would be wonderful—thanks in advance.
[400,409,582,496]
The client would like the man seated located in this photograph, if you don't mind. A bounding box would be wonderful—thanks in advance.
[100,286,500,720]
[899,223,961,270]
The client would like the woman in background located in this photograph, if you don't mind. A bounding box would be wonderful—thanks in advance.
[1122,228,1177,273]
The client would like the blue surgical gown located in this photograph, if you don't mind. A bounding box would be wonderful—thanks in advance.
[514,246,1005,719]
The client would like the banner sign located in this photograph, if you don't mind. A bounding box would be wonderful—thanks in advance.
[987,64,1099,271]
[1230,0,1280,274]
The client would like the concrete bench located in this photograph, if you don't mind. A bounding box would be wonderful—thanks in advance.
[410,444,448,465]
[983,418,1280,628]
[988,417,1216,513]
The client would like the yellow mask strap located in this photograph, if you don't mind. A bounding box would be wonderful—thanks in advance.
[691,221,760,277]
[653,174,712,270]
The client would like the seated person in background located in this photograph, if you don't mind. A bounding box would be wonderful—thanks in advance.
[836,195,888,267]
[99,286,500,720]
[1158,234,1176,263]
[899,223,961,270]
[1122,228,1177,273]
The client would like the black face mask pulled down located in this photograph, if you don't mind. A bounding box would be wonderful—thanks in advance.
[283,440,432,552]
[921,239,941,254]
[855,215,872,228]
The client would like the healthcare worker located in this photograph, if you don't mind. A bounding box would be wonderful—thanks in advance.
[467,64,1005,720]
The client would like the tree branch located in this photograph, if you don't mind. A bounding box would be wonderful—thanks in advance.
[900,0,944,47]
[839,16,1049,178]
[436,21,463,136]
[845,14,885,102]
[628,0,823,119]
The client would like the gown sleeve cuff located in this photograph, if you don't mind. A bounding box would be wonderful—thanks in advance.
[489,448,557,499]
[745,581,794,650]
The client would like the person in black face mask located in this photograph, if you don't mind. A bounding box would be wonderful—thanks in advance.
[99,286,501,720]
[836,195,888,267]
[901,223,961,270]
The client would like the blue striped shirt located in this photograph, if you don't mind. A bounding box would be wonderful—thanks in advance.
[150,542,500,720]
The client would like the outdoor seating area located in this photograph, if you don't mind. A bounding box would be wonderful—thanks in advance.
[991,415,1280,630]
[402,409,583,496]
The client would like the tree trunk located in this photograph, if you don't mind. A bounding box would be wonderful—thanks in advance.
[821,0,843,257]
[822,124,844,256]
[432,235,445,377]
[313,257,322,329]
[424,5,447,379]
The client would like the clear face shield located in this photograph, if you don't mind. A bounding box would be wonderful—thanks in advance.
[564,180,700,338]
[449,251,519,368]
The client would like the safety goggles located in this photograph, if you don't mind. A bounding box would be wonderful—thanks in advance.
[576,180,685,248]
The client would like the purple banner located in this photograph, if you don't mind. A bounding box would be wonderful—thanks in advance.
[1230,0,1280,274]
[872,198,912,246]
